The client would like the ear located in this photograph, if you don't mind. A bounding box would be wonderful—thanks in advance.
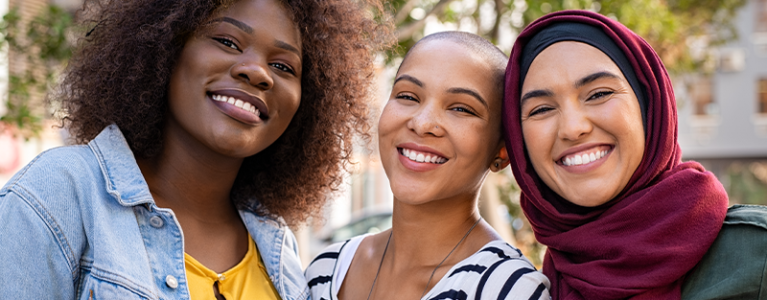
[490,145,510,172]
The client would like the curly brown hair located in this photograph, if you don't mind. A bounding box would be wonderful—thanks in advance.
[55,0,394,226]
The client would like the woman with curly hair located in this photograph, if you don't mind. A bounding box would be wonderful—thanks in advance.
[0,0,391,298]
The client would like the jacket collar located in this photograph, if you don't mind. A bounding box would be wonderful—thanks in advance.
[88,124,155,206]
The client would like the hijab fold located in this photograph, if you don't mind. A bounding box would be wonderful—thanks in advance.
[503,10,728,300]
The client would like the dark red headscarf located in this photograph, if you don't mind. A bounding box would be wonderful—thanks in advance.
[503,10,729,299]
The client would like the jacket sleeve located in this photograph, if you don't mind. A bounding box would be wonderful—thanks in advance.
[0,188,77,299]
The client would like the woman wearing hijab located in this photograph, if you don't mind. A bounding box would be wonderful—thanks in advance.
[503,10,767,300]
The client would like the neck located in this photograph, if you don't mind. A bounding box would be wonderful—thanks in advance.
[388,194,483,267]
[137,123,244,223]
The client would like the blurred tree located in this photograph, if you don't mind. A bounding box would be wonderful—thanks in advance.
[387,0,746,73]
[0,5,74,139]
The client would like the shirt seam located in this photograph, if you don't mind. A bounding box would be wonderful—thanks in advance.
[6,185,79,281]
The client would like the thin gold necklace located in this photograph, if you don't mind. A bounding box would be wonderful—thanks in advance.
[365,218,482,300]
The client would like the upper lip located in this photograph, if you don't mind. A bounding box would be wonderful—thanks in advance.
[208,89,269,119]
[555,142,612,162]
[397,142,448,159]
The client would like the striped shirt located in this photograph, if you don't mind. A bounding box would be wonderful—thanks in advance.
[305,234,551,300]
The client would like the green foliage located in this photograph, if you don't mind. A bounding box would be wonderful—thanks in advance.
[0,5,74,139]
[388,0,748,74]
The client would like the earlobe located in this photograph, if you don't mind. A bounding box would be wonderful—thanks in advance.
[490,145,511,172]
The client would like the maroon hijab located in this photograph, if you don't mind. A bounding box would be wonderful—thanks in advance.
[503,10,729,299]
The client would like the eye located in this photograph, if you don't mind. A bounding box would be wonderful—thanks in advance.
[395,93,418,102]
[270,63,295,75]
[588,90,614,100]
[528,106,554,117]
[213,37,240,51]
[450,106,477,116]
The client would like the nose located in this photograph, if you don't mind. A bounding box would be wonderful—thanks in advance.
[232,57,273,90]
[407,102,445,137]
[558,102,592,141]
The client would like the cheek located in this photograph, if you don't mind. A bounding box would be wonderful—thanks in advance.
[521,121,555,171]
[377,102,403,141]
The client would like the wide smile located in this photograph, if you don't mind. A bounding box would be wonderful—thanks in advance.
[399,147,448,164]
[395,143,449,172]
[208,89,269,125]
[557,145,613,170]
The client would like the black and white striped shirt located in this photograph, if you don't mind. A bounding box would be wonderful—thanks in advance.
[304,234,550,300]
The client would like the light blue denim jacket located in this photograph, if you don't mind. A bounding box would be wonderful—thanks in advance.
[0,125,309,300]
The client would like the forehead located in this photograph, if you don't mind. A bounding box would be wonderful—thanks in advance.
[398,40,500,104]
[524,41,624,87]
[216,0,301,48]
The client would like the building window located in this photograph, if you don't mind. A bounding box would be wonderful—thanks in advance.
[758,0,767,33]
[690,77,715,115]
[759,79,767,114]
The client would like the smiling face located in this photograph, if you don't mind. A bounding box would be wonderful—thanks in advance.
[378,40,506,205]
[166,0,302,158]
[520,41,645,207]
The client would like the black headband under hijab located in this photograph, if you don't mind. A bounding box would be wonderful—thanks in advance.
[519,22,648,127]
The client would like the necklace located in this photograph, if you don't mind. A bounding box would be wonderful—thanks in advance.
[366,218,482,300]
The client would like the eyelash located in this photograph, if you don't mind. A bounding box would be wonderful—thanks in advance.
[270,63,295,74]
[396,93,417,101]
[213,37,239,51]
[589,90,614,100]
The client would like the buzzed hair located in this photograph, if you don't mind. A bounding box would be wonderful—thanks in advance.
[400,31,508,87]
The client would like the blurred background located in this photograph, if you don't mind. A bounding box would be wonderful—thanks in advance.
[0,0,765,268]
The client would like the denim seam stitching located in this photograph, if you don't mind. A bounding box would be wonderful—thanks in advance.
[8,186,79,280]
[89,266,158,299]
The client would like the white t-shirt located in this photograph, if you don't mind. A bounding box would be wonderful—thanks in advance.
[304,234,551,300]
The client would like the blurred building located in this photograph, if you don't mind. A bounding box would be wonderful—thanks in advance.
[0,0,67,185]
[677,0,767,204]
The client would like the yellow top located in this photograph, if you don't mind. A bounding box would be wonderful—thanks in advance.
[185,235,281,300]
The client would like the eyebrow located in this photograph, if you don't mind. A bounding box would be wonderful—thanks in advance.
[575,71,621,88]
[393,74,424,87]
[447,87,488,109]
[520,89,554,105]
[274,39,301,57]
[211,17,253,34]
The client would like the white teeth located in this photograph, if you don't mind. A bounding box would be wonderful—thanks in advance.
[408,150,417,161]
[562,149,609,166]
[211,94,261,117]
[401,148,447,165]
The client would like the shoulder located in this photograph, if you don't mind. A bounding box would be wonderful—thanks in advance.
[304,239,354,282]
[682,205,767,300]
[454,241,550,300]
[2,145,99,193]
[1,144,102,218]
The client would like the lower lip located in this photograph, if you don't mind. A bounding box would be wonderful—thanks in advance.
[558,150,611,174]
[397,150,444,172]
[209,95,263,125]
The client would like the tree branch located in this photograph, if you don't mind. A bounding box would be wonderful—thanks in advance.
[395,0,455,41]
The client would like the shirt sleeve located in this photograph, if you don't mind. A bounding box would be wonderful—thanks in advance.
[474,258,551,300]
[0,189,77,299]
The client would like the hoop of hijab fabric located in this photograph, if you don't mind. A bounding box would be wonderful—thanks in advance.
[502,10,729,300]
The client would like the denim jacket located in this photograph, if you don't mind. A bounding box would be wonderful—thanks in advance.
[0,125,309,300]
